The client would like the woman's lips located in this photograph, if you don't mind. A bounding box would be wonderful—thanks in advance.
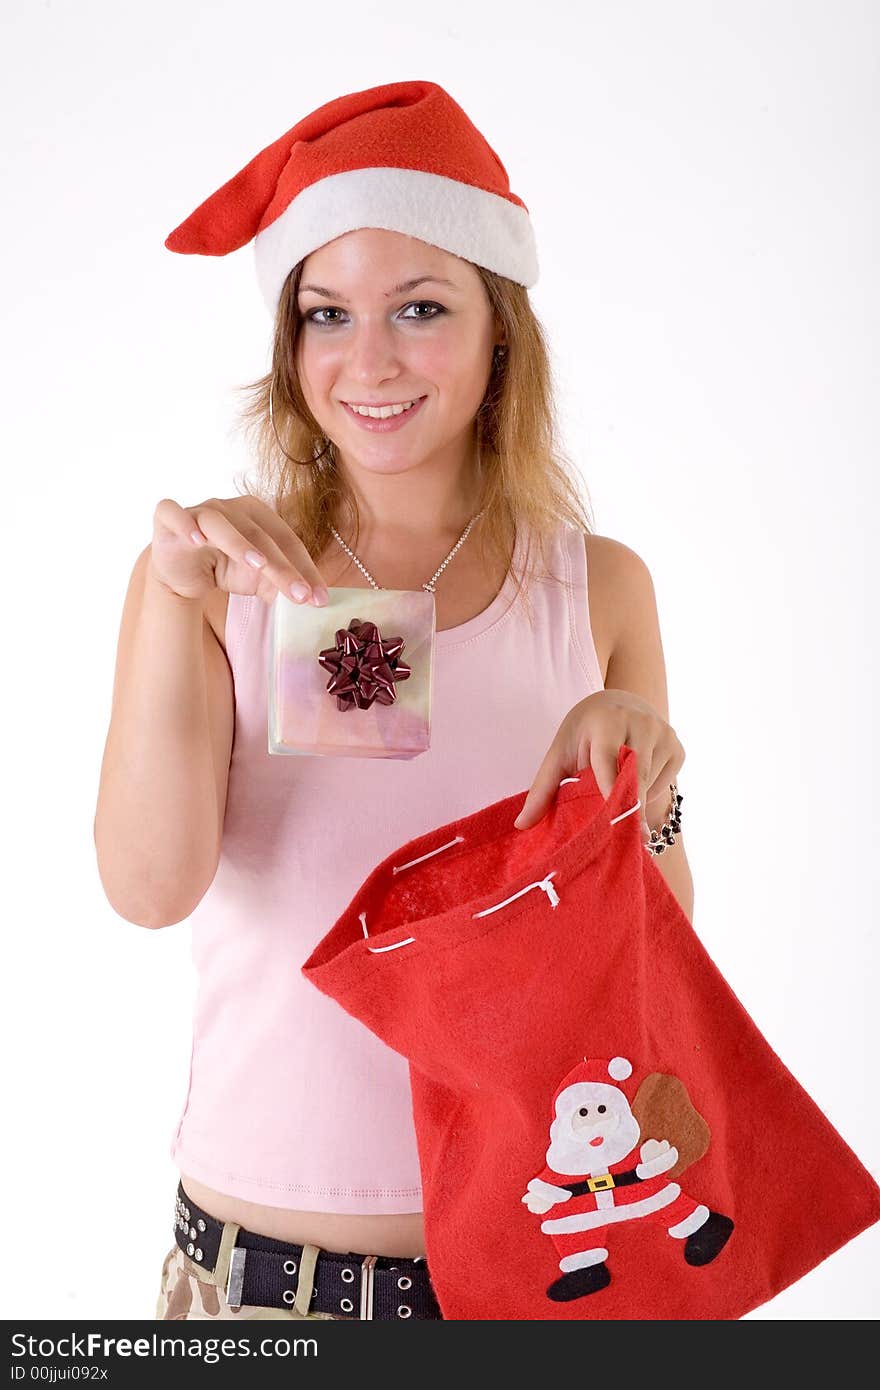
[341,395,427,432]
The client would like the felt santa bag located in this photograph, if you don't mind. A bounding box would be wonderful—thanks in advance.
[302,745,880,1319]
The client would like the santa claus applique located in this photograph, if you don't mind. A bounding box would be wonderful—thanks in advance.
[523,1056,735,1302]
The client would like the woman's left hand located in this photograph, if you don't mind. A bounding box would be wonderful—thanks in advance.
[512,690,685,841]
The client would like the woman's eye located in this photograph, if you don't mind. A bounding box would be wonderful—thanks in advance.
[305,306,347,326]
[399,301,443,320]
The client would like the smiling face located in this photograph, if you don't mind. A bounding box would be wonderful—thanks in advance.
[571,1095,625,1146]
[546,1083,641,1175]
[294,227,502,480]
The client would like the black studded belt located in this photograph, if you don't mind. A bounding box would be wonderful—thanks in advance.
[173,1183,443,1320]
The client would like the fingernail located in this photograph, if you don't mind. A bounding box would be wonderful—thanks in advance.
[290,581,310,601]
[246,550,267,569]
[191,530,207,546]
[311,586,329,606]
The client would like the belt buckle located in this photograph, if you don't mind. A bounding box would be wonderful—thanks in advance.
[225,1246,247,1310]
[587,1173,615,1193]
[359,1255,377,1320]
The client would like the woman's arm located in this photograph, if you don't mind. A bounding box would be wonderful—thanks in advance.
[93,545,234,928]
[592,536,695,921]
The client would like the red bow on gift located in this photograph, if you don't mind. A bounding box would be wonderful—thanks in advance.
[317,618,412,712]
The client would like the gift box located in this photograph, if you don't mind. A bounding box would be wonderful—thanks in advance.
[268,587,435,759]
[302,745,880,1319]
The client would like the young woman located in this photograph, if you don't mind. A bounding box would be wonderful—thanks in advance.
[94,80,690,1321]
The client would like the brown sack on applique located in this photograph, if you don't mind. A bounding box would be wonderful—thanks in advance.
[631,1073,710,1179]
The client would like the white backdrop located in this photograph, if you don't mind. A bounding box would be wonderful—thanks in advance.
[2,0,877,1321]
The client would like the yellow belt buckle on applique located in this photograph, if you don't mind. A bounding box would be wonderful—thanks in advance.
[587,1174,615,1193]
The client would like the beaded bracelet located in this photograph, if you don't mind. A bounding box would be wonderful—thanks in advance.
[644,783,683,856]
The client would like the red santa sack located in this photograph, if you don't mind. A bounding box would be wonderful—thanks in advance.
[302,744,880,1319]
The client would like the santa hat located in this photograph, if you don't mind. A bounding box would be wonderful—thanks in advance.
[164,79,539,316]
[552,1056,636,1108]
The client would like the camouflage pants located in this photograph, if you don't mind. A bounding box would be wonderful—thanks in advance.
[155,1240,347,1321]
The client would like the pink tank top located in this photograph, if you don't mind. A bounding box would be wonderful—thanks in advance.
[170,521,605,1213]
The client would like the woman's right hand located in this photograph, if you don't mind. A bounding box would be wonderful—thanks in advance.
[148,496,329,606]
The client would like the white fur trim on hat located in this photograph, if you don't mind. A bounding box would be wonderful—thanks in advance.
[254,166,539,315]
[608,1057,633,1081]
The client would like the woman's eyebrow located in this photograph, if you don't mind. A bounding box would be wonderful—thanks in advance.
[298,275,458,302]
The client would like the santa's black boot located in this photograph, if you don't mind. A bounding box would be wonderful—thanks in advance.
[684,1211,734,1266]
[546,1261,612,1301]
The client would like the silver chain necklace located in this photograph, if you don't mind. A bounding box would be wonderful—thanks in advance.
[329,510,485,594]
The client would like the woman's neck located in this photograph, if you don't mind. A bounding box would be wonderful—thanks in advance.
[333,447,483,546]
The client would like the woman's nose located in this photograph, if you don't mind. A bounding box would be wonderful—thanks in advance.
[344,321,403,383]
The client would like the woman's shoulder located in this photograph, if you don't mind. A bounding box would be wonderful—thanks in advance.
[580,532,655,688]
[583,532,654,603]
[583,530,643,572]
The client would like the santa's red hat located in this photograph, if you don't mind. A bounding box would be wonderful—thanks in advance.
[552,1056,636,1108]
[165,79,539,316]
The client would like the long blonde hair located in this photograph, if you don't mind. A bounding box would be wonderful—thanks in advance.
[232,258,595,617]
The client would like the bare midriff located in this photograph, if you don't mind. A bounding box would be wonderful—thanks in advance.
[180,1173,426,1257]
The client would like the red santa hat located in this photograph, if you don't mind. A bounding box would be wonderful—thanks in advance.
[164,79,539,316]
[552,1056,637,1108]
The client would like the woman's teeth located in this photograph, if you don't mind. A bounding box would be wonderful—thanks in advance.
[347,399,419,419]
